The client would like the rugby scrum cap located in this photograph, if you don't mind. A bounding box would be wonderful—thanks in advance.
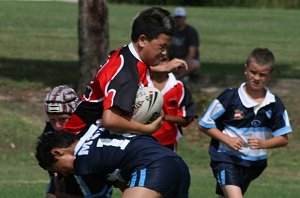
[173,7,187,17]
[45,85,78,114]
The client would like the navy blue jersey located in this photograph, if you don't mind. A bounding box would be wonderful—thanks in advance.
[199,83,292,167]
[74,125,180,196]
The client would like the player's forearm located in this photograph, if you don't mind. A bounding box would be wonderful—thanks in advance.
[150,58,188,72]
[164,115,190,126]
[258,135,288,149]
[198,126,231,144]
[102,108,160,134]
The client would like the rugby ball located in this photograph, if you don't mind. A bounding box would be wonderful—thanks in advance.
[132,87,163,124]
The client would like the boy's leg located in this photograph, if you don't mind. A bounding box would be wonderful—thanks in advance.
[211,161,266,197]
[122,187,162,198]
[221,185,243,198]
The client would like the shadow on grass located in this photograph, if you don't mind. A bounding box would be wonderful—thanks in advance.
[203,62,294,76]
[0,58,297,90]
[0,57,80,88]
[201,62,297,81]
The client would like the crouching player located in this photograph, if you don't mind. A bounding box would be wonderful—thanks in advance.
[35,124,190,198]
[43,85,112,198]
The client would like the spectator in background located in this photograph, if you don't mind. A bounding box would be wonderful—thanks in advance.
[170,7,200,81]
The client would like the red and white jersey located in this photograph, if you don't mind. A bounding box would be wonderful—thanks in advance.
[148,73,197,145]
[64,43,150,134]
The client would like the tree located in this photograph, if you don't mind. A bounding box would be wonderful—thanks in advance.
[77,0,109,95]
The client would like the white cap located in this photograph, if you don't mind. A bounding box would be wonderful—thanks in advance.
[173,7,186,17]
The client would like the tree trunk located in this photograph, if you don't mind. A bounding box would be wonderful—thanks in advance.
[77,0,109,95]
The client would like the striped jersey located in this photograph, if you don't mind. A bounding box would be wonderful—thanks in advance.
[64,43,149,134]
[199,83,292,167]
[148,73,197,145]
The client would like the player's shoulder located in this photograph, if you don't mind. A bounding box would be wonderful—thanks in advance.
[219,87,237,98]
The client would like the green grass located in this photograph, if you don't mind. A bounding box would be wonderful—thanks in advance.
[0,2,300,198]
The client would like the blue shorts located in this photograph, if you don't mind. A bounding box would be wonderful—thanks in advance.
[129,157,190,198]
[211,161,266,195]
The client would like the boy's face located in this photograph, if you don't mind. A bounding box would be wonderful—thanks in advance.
[48,114,71,131]
[244,61,273,91]
[49,147,75,176]
[138,33,172,66]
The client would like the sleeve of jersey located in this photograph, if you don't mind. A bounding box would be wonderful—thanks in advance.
[103,66,139,114]
[271,97,293,137]
[178,83,198,120]
[198,89,231,129]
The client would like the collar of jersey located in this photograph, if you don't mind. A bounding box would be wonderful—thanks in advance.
[148,73,178,95]
[238,82,275,109]
[128,42,143,62]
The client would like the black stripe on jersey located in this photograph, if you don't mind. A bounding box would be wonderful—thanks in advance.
[74,101,103,127]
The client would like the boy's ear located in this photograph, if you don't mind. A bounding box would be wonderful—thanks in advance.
[138,34,147,48]
[51,148,64,157]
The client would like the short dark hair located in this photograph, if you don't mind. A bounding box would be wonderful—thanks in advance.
[131,7,175,42]
[246,48,275,72]
[35,131,77,170]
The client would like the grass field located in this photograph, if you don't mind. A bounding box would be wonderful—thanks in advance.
[0,2,299,197]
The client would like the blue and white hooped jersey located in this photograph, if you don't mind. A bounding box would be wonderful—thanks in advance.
[199,83,292,167]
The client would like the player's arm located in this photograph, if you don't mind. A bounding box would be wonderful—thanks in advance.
[52,173,82,198]
[247,134,288,149]
[163,115,191,127]
[150,58,188,72]
[198,126,245,151]
[102,107,162,134]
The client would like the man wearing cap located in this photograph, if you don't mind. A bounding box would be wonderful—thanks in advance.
[170,7,200,80]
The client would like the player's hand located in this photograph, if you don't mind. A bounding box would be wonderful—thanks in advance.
[226,137,245,151]
[248,137,264,149]
[167,58,188,72]
[150,58,188,73]
[145,115,163,134]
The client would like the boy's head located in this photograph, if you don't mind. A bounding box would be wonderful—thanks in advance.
[246,48,275,73]
[131,7,175,42]
[45,85,78,130]
[131,7,176,66]
[244,48,275,90]
[35,130,77,175]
